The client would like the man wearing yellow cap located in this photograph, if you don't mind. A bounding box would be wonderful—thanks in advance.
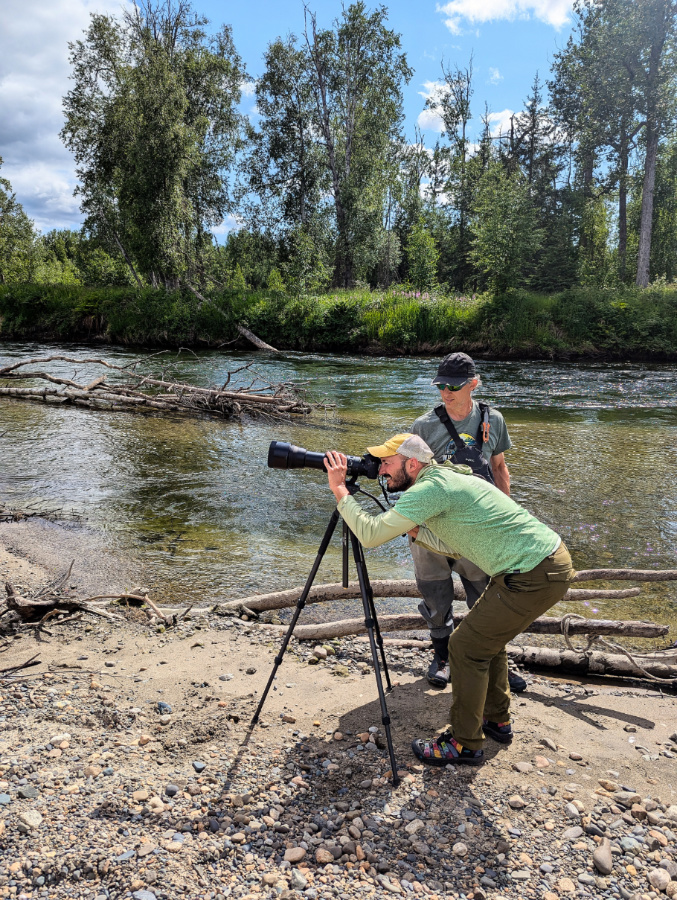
[324,434,573,765]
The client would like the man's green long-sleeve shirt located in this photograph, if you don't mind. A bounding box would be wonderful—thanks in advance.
[337,462,559,577]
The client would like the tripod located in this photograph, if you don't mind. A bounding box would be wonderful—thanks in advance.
[251,480,401,787]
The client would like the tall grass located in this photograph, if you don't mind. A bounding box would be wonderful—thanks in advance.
[1,282,677,357]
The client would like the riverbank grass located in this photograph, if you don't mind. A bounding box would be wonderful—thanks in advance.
[1,282,677,357]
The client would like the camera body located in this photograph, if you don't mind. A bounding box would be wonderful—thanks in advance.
[268,441,380,480]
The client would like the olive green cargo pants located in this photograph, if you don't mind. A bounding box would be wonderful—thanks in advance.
[447,542,574,750]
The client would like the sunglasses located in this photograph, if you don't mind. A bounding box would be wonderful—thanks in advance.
[435,382,467,392]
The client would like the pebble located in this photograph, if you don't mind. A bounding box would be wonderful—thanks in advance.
[246,666,257,674]
[17,809,43,832]
[157,701,172,713]
[291,868,308,890]
[192,760,206,773]
[593,838,613,875]
[4,613,677,900]
[219,673,234,681]
[648,868,672,891]
[17,785,38,799]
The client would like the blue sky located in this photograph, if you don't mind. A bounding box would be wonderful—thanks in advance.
[0,0,575,234]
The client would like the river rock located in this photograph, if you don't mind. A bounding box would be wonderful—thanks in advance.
[565,802,580,819]
[452,842,468,857]
[648,868,672,891]
[557,877,576,893]
[615,790,641,806]
[665,805,677,823]
[284,847,306,863]
[316,848,335,864]
[17,786,38,799]
[593,838,613,875]
[18,809,43,832]
[404,819,425,836]
[562,826,583,841]
[290,869,308,890]
[509,795,527,809]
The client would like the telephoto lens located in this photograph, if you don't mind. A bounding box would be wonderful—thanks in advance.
[267,441,380,479]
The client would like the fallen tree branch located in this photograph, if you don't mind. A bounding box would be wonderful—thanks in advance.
[0,654,41,676]
[0,354,312,420]
[217,579,642,614]
[573,569,677,582]
[258,612,669,642]
[506,643,677,681]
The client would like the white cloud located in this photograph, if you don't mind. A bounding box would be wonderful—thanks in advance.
[488,67,503,84]
[437,0,573,34]
[241,80,256,97]
[417,109,445,132]
[0,0,131,233]
[487,108,515,137]
[417,80,449,132]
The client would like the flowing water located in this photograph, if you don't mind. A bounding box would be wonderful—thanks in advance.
[1,343,676,636]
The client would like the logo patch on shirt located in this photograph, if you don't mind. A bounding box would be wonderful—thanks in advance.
[444,433,476,461]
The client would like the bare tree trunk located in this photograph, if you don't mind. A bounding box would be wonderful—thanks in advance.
[507,644,677,681]
[618,127,628,281]
[636,123,660,287]
[260,612,668,642]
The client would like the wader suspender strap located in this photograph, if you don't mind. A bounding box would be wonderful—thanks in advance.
[434,405,465,448]
[433,402,492,449]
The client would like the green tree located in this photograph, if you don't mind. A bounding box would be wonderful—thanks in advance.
[303,3,412,286]
[61,0,247,289]
[424,57,474,284]
[0,159,37,283]
[470,162,541,293]
[550,0,677,288]
[245,37,328,232]
[281,226,331,295]
[405,219,438,293]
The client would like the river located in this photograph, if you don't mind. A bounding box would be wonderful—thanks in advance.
[1,343,676,636]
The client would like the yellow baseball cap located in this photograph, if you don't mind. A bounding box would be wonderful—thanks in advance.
[366,434,434,463]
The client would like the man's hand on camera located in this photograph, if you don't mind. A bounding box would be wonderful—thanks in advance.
[407,526,420,539]
[325,450,350,502]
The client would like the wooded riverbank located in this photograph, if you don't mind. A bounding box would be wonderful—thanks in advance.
[2,283,677,359]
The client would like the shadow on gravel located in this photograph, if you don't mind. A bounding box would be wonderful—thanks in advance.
[213,677,510,897]
[525,689,656,731]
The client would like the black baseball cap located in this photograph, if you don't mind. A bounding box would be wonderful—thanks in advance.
[431,352,476,387]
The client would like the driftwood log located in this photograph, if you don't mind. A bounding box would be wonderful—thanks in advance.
[0,355,312,420]
[215,578,647,615]
[507,644,677,681]
[4,582,122,623]
[258,612,669,642]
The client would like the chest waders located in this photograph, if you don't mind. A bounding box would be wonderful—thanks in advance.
[433,402,495,484]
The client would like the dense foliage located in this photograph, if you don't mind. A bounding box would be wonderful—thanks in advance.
[2,0,677,316]
[2,282,677,358]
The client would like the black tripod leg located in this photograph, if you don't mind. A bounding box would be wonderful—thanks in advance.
[251,509,341,726]
[349,531,400,787]
[354,541,392,691]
